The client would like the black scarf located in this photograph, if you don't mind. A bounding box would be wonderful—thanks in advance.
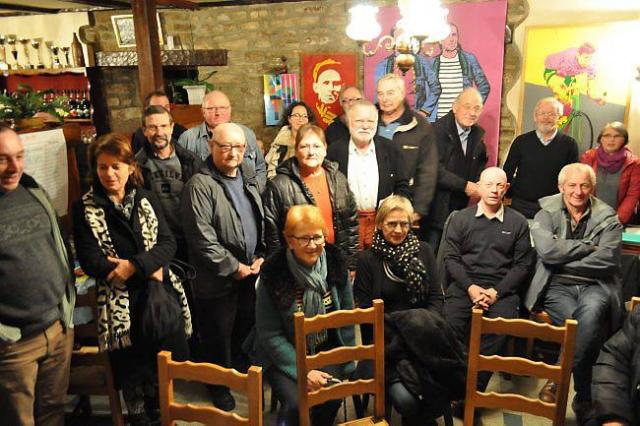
[371,230,428,304]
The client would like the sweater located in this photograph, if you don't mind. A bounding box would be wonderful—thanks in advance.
[503,130,578,218]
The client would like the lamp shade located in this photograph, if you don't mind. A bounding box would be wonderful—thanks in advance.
[346,4,381,43]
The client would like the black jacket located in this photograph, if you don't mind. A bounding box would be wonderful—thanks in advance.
[592,306,640,425]
[427,111,487,230]
[263,157,358,268]
[136,142,202,189]
[325,116,350,146]
[326,136,411,207]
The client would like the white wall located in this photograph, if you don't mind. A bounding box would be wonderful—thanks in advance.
[507,0,640,153]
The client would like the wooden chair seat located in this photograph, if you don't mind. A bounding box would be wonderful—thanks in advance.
[338,417,389,425]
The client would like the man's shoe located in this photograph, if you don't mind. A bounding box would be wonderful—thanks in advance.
[572,398,594,425]
[208,385,236,411]
[538,380,557,403]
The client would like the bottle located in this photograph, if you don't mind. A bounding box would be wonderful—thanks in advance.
[71,33,85,67]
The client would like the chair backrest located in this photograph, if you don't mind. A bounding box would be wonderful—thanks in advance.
[294,299,385,426]
[464,309,577,426]
[157,351,263,426]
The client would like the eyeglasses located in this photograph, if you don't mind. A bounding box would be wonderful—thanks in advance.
[203,106,230,112]
[341,97,362,104]
[382,221,411,231]
[298,144,325,152]
[536,111,559,118]
[291,235,325,247]
[290,113,309,119]
[213,141,246,152]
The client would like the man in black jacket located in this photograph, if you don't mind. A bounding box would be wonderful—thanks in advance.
[327,100,409,249]
[135,105,202,261]
[426,87,487,252]
[131,90,187,154]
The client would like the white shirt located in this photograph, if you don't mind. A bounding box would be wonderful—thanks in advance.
[475,203,505,222]
[456,121,471,155]
[347,139,379,211]
[536,129,558,146]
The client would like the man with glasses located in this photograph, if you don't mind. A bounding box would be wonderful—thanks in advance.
[177,90,266,189]
[181,123,264,412]
[503,97,579,218]
[442,167,533,399]
[325,86,363,145]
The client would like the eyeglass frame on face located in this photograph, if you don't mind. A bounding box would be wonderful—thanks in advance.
[289,113,309,119]
[535,110,560,118]
[212,140,246,152]
[382,220,411,231]
[297,143,325,153]
[290,234,325,247]
[203,106,230,112]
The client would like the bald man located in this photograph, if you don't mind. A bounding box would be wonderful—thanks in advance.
[181,123,265,411]
[178,90,266,189]
[442,167,534,396]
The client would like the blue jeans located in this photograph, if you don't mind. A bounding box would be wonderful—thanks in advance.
[543,281,609,401]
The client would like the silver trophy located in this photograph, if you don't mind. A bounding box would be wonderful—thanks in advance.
[51,45,60,68]
[7,36,18,69]
[30,39,44,69]
[0,35,7,70]
[19,38,29,69]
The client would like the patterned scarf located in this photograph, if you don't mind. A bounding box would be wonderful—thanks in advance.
[82,187,192,352]
[371,230,428,304]
[286,249,328,354]
[596,145,628,174]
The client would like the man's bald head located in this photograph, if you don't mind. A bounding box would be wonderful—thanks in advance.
[478,167,509,208]
[212,122,245,145]
[479,166,507,184]
[0,127,25,193]
[202,90,232,129]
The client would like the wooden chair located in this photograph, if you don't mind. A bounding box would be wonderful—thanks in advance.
[525,310,555,358]
[157,351,263,426]
[294,299,388,426]
[464,308,577,426]
[67,285,124,426]
[631,296,640,311]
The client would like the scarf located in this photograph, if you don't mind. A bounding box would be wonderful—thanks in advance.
[371,230,428,304]
[286,249,328,354]
[596,145,628,174]
[82,187,192,352]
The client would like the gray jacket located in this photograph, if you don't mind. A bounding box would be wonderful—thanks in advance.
[181,160,264,299]
[525,193,623,327]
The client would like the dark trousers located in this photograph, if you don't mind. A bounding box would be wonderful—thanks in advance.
[424,227,443,255]
[543,281,609,402]
[444,284,519,391]
[194,277,256,371]
[266,366,343,426]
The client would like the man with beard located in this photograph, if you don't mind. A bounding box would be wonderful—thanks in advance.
[136,105,202,261]
[503,97,579,219]
[131,90,187,154]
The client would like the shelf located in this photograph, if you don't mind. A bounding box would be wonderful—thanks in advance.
[2,67,86,76]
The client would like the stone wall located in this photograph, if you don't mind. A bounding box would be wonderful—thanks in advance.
[90,0,526,160]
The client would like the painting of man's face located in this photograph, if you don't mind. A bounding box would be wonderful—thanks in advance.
[312,69,343,104]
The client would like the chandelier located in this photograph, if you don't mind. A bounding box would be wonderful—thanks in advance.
[346,0,450,74]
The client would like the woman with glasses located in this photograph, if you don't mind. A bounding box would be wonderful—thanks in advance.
[264,123,359,270]
[580,121,640,225]
[251,204,356,425]
[265,101,316,179]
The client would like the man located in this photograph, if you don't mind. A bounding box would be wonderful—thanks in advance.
[525,163,622,423]
[325,85,362,145]
[181,123,264,411]
[0,126,76,425]
[327,100,409,249]
[426,87,487,252]
[376,73,438,228]
[503,97,579,219]
[131,90,187,154]
[177,90,266,189]
[425,22,490,122]
[311,59,344,126]
[443,167,533,394]
[135,105,202,261]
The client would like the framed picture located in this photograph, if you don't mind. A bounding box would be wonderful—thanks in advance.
[111,14,163,48]
[301,53,358,129]
[263,73,299,126]
[520,22,637,153]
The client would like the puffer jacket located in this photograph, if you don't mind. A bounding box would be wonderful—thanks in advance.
[263,157,358,268]
[264,126,294,179]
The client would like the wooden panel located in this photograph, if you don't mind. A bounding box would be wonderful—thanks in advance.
[477,355,561,382]
[481,316,566,344]
[132,0,163,104]
[169,404,248,425]
[474,391,556,420]
[307,380,375,407]
[306,346,375,370]
[298,306,376,334]
[170,103,202,129]
[167,361,251,393]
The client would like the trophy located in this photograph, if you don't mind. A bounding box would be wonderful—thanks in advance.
[51,45,60,68]
[19,38,29,69]
[61,46,70,68]
[0,35,7,70]
[30,39,44,69]
[7,36,18,69]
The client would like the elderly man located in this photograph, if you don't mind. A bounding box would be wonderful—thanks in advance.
[177,90,266,188]
[426,87,487,252]
[503,97,579,218]
[131,90,187,154]
[376,73,438,229]
[0,126,76,425]
[525,163,622,423]
[325,85,363,145]
[135,105,202,261]
[327,100,409,249]
[181,123,264,411]
[443,167,534,394]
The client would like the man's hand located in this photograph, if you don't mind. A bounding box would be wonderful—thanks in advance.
[150,267,163,282]
[465,181,480,198]
[482,288,498,306]
[349,270,356,283]
[250,257,264,275]
[467,284,490,310]
[232,263,253,280]
[106,257,136,285]
[307,369,333,391]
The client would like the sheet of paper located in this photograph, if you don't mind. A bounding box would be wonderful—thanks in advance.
[20,129,69,216]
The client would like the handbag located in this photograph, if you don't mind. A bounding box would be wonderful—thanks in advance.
[136,267,184,345]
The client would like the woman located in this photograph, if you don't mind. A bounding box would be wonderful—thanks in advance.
[263,123,359,269]
[265,101,315,178]
[581,121,640,224]
[354,195,464,426]
[253,205,356,425]
[72,134,191,426]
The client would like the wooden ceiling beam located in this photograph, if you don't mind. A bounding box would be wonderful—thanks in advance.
[197,0,311,6]
[155,0,199,10]
[0,2,60,13]
[132,0,164,104]
[57,0,130,9]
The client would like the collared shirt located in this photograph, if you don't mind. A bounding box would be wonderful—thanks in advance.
[347,139,379,210]
[377,121,402,141]
[475,203,505,222]
[456,121,471,155]
[535,128,558,146]
[561,200,592,237]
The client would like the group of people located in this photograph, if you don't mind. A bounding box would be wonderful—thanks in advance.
[0,67,639,426]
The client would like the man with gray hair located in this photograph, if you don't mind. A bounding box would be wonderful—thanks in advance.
[325,85,363,145]
[503,97,579,218]
[525,163,622,423]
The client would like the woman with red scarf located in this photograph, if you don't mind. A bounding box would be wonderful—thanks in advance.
[581,121,640,224]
